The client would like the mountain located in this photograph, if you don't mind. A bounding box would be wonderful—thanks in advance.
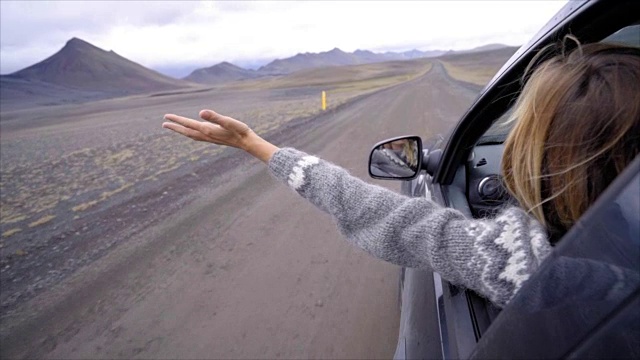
[383,49,447,59]
[6,38,190,94]
[185,47,388,81]
[441,43,510,56]
[256,47,445,75]
[258,48,360,75]
[468,43,509,52]
[184,47,451,83]
[1,38,194,111]
[183,61,259,84]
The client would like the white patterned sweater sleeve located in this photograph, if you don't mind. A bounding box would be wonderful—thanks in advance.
[268,148,553,307]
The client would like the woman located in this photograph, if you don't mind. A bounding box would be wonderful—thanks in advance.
[162,42,640,307]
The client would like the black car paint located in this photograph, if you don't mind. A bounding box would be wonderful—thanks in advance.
[384,0,640,359]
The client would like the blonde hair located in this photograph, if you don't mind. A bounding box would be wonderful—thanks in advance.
[501,40,640,240]
[403,140,418,169]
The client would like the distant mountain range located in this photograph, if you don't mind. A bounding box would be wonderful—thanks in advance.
[0,37,511,110]
[184,47,449,84]
[256,47,446,75]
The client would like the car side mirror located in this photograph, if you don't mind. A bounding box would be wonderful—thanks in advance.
[369,136,423,180]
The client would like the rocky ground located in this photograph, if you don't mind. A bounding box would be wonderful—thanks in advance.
[0,80,413,316]
[0,62,481,359]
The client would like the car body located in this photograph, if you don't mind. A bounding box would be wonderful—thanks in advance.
[368,1,640,358]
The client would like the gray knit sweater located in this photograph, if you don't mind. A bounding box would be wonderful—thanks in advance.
[269,148,553,307]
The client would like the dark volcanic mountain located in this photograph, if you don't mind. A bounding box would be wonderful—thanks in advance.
[7,38,189,93]
[1,38,193,111]
[184,61,259,84]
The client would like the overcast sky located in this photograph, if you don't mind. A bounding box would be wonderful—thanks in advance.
[1,1,567,77]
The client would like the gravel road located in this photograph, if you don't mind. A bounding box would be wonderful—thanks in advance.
[0,63,479,359]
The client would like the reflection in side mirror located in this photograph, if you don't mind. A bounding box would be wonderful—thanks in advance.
[369,136,423,180]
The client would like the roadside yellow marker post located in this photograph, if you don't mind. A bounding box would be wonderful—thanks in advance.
[322,91,327,111]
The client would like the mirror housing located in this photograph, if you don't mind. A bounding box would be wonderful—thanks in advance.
[369,136,423,180]
[423,149,442,177]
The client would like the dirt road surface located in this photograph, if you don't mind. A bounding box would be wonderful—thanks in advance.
[1,63,479,359]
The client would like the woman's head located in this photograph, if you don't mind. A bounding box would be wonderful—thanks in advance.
[501,40,640,240]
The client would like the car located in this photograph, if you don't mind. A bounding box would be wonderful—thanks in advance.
[367,1,640,358]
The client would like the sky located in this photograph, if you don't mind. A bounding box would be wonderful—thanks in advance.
[0,1,568,78]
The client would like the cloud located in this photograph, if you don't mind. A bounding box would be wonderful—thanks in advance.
[0,0,567,75]
[1,1,194,45]
[0,0,200,73]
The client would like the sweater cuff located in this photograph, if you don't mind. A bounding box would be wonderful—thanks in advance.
[268,147,320,190]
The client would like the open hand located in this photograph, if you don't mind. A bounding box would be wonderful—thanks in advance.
[162,109,279,163]
[162,109,253,150]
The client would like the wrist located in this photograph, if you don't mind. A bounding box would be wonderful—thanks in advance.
[241,132,279,163]
[239,130,259,151]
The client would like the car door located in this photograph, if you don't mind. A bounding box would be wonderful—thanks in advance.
[398,0,640,358]
[471,155,640,359]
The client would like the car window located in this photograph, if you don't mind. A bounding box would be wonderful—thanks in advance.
[478,23,640,146]
[477,106,513,144]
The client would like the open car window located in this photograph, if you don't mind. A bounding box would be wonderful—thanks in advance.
[477,107,513,145]
[478,23,640,146]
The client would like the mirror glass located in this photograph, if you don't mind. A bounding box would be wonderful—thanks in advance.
[369,136,421,179]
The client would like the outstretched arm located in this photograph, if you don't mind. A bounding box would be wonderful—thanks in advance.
[163,110,553,307]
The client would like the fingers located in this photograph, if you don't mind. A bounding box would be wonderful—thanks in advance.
[200,109,251,135]
[164,113,211,133]
[162,122,210,142]
[199,109,227,125]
